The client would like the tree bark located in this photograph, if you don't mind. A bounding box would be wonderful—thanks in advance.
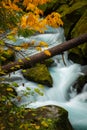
[1,33,87,76]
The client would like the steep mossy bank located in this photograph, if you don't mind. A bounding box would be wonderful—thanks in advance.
[41,0,87,65]
[58,0,87,65]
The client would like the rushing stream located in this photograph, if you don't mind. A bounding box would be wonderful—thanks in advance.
[3,27,87,130]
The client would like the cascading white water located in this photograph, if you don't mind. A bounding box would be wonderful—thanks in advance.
[3,27,87,130]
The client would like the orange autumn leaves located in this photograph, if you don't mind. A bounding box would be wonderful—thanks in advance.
[0,0,63,32]
[23,0,51,7]
[1,0,21,11]
[0,0,63,57]
[0,0,63,34]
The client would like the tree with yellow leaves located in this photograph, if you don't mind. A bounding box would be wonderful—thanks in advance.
[0,0,63,71]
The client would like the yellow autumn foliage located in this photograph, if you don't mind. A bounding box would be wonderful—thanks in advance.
[46,12,63,28]
[0,0,63,58]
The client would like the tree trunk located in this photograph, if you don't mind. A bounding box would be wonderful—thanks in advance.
[1,33,87,76]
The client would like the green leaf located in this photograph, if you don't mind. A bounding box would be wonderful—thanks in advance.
[7,35,16,42]
[0,40,5,45]
[34,88,44,96]
[12,82,19,87]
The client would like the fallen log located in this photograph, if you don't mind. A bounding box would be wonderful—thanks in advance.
[1,33,87,76]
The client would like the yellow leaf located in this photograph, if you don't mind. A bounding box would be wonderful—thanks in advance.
[38,84,44,89]
[36,47,42,51]
[15,65,21,68]
[41,121,48,127]
[26,3,35,11]
[18,59,23,63]
[15,46,21,51]
[44,50,51,56]
[20,43,30,49]
[0,70,6,75]
[7,35,16,42]
[21,16,27,28]
[25,57,30,60]
[0,40,5,46]
[7,88,13,92]
[39,41,48,47]
[35,125,40,129]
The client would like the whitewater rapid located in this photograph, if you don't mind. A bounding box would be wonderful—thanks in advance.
[2,27,87,130]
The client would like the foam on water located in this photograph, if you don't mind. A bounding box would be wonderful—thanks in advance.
[2,27,87,130]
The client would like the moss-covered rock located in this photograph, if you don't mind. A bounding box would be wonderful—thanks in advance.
[22,64,53,87]
[68,47,85,65]
[0,49,15,65]
[41,58,54,67]
[23,105,73,130]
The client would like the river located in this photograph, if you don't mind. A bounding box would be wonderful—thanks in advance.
[3,27,87,130]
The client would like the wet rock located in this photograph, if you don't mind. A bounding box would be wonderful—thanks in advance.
[22,63,53,87]
[73,75,87,93]
[68,47,85,65]
[24,105,74,130]
[41,58,54,67]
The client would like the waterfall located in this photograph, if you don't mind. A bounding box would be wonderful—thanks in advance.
[3,27,87,130]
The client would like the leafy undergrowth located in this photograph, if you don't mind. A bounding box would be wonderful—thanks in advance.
[0,83,53,130]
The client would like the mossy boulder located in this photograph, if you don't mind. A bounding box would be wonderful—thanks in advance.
[22,64,53,87]
[68,47,86,65]
[23,105,73,130]
[0,49,15,65]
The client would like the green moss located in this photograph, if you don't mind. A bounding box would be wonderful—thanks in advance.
[68,10,87,64]
[68,48,85,64]
[60,1,87,17]
[41,58,54,67]
[56,0,87,38]
[22,64,53,87]
[71,9,87,37]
